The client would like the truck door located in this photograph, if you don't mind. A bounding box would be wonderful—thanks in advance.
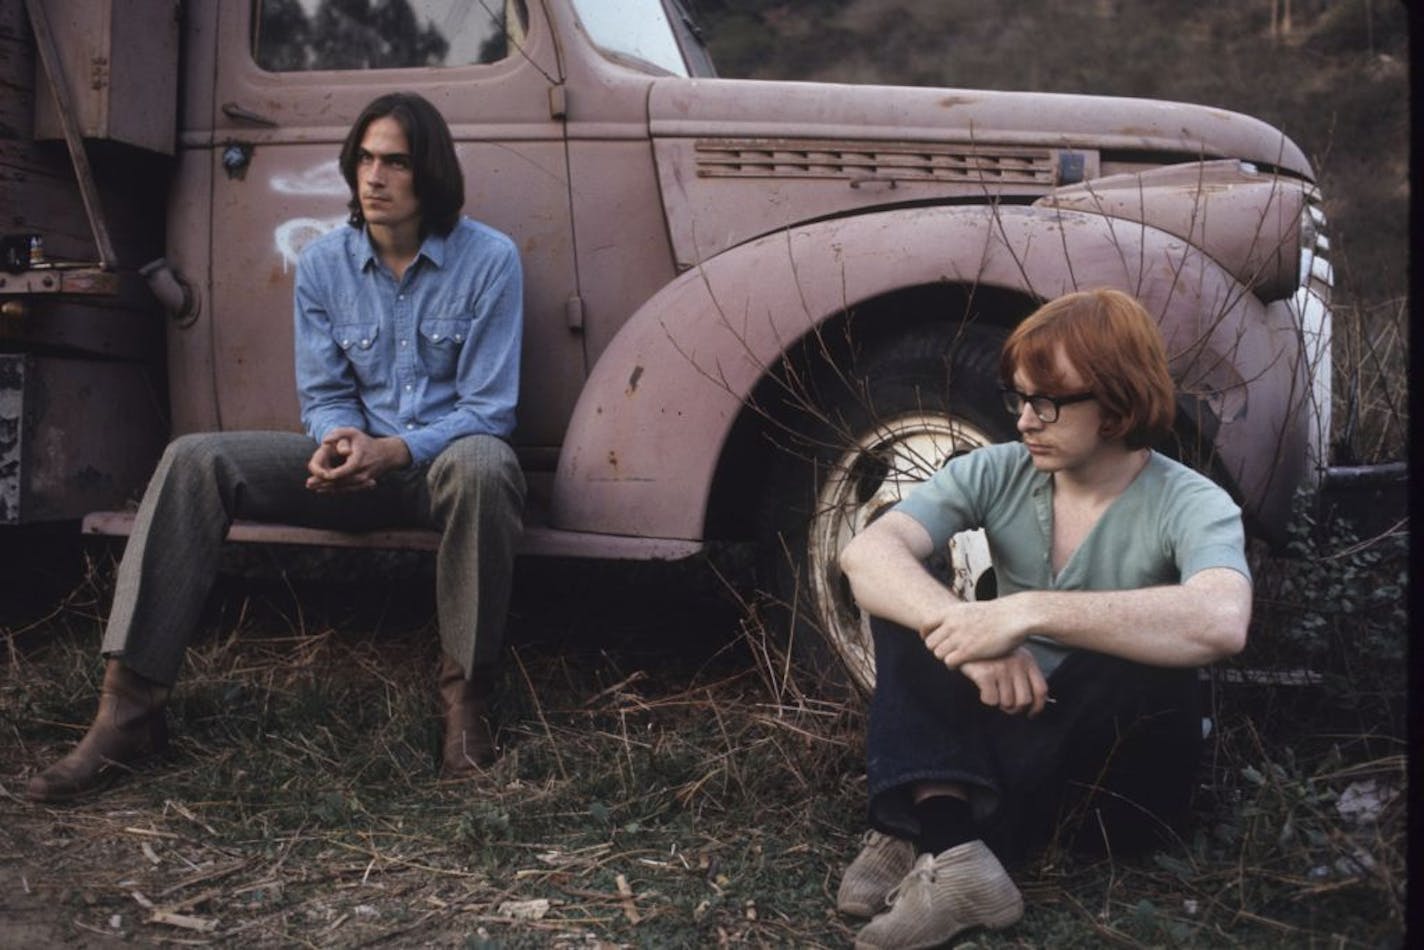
[207,0,580,455]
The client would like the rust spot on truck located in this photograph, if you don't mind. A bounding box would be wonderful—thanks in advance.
[939,95,978,108]
[626,365,643,395]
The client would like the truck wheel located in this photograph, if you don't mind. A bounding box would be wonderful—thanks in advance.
[759,323,1016,694]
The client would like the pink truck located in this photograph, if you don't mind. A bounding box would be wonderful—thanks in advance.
[1,0,1332,686]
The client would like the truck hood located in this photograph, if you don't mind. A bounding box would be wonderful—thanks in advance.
[648,78,1312,179]
[647,77,1314,271]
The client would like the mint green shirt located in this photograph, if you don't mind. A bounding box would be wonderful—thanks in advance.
[895,442,1251,674]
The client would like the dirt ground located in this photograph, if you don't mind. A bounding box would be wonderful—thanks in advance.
[2,551,872,948]
[0,525,1407,948]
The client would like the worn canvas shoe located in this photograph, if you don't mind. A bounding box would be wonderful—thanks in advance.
[854,840,1023,949]
[838,830,917,917]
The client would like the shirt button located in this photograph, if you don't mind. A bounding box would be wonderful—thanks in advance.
[405,423,415,430]
[405,384,413,391]
[400,339,409,346]
[359,338,370,346]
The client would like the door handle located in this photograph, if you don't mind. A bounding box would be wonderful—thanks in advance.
[221,101,278,127]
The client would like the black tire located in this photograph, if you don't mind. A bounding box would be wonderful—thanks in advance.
[758,322,1017,694]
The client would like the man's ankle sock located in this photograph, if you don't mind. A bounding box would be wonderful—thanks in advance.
[913,794,975,855]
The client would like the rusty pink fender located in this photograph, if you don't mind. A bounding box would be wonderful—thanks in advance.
[550,203,1309,541]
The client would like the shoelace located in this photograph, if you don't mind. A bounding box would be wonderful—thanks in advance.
[882,858,937,908]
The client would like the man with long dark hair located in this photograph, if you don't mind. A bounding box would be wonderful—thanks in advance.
[28,92,525,801]
[836,289,1252,948]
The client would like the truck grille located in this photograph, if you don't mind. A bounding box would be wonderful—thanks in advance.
[1294,186,1332,476]
[1299,188,1333,298]
[695,139,1057,186]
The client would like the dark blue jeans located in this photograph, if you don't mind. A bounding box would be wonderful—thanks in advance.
[866,616,1202,864]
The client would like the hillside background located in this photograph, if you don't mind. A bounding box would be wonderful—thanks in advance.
[693,0,1410,462]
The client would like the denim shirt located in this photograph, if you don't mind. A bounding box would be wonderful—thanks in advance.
[294,218,522,465]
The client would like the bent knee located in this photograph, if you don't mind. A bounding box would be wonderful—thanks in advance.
[429,435,524,494]
[163,431,234,469]
[164,431,301,464]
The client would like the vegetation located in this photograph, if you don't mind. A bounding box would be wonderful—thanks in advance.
[695,0,1409,463]
[1,2,1407,946]
[0,527,1407,945]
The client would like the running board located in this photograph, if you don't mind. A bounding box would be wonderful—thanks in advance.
[81,510,703,562]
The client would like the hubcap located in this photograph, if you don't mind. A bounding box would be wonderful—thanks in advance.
[807,412,997,692]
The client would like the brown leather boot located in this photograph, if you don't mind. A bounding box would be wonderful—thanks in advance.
[437,653,497,777]
[27,659,170,803]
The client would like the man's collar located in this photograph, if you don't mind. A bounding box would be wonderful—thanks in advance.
[418,229,448,268]
[356,225,447,271]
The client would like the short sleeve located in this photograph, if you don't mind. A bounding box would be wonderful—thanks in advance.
[1164,477,1252,584]
[894,443,1016,550]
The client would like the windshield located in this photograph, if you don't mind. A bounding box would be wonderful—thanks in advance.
[569,0,691,76]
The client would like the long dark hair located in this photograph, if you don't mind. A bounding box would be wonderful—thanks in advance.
[339,92,464,237]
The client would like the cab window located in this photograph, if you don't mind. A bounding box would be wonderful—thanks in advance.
[253,0,527,71]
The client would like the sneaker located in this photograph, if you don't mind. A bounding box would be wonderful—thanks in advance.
[854,840,1023,949]
[837,830,917,917]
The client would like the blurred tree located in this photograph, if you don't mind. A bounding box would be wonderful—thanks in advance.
[310,0,449,70]
[255,0,452,71]
[254,0,313,71]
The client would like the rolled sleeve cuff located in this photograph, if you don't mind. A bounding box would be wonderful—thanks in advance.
[307,411,366,446]
[400,428,445,466]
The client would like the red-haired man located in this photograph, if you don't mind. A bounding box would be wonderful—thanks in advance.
[837,288,1252,948]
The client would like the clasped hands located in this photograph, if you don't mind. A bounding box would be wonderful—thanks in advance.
[306,426,412,493]
[922,597,1050,718]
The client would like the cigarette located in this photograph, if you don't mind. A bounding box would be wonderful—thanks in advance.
[1044,697,1058,704]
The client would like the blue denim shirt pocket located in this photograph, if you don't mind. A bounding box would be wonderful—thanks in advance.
[417,314,470,381]
[332,321,381,383]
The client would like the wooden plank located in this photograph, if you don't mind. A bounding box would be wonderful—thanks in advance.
[0,1,95,259]
[0,36,35,93]
[0,139,168,265]
[0,160,94,259]
[1,4,165,268]
[0,0,30,39]
[82,511,706,561]
[24,0,117,266]
[0,1,38,143]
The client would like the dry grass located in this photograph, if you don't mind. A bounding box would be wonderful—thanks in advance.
[2,557,869,947]
[1330,297,1409,465]
[0,530,1407,947]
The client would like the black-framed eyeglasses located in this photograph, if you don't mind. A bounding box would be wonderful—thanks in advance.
[1000,386,1096,423]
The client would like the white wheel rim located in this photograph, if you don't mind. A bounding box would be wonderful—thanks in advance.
[806,412,997,692]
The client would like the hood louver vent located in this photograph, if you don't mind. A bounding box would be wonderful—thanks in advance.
[695,139,1056,185]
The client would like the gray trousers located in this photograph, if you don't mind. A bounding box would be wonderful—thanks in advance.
[101,431,525,686]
